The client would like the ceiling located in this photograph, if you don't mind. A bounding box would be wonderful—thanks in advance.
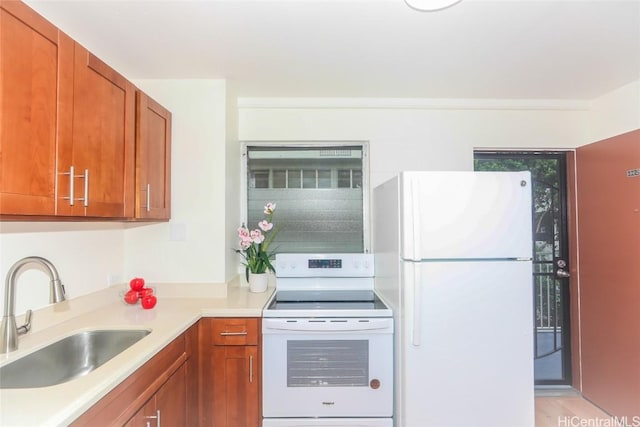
[25,0,640,100]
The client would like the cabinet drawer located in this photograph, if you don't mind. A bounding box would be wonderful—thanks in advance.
[212,318,258,346]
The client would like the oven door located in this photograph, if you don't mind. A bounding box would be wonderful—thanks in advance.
[262,317,394,419]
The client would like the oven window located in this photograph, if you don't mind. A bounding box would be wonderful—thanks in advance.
[287,340,369,387]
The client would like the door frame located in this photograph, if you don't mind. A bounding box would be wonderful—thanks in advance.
[474,149,580,389]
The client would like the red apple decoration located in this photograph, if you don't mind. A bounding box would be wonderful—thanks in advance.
[129,277,145,291]
[124,289,139,305]
[141,294,157,309]
[137,287,154,298]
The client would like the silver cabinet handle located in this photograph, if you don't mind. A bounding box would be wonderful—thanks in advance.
[60,166,75,206]
[249,354,254,383]
[146,183,151,212]
[556,269,571,278]
[80,169,89,207]
[145,409,160,427]
[219,331,248,336]
[60,167,89,207]
[141,183,151,212]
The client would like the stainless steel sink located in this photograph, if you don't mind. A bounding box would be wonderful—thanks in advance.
[0,329,151,389]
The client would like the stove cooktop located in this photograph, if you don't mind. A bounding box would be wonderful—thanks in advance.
[264,253,392,318]
[262,289,392,318]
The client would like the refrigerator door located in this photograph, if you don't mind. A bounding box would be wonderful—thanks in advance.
[399,260,534,427]
[399,171,532,261]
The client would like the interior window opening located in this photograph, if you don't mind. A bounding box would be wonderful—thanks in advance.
[244,144,368,254]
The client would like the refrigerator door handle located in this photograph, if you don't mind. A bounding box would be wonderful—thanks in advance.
[410,176,422,260]
[412,262,422,347]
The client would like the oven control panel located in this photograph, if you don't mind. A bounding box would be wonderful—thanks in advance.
[275,253,374,278]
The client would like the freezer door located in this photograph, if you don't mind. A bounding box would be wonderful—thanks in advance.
[400,171,532,260]
[398,260,535,427]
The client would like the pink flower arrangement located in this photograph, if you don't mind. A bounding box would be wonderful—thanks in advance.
[236,202,279,280]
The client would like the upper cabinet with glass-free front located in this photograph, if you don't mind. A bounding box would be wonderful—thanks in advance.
[0,1,66,216]
[0,1,171,221]
[135,91,172,221]
[55,42,136,218]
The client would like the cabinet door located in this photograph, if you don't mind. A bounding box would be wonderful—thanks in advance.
[212,345,260,427]
[0,2,70,216]
[155,362,187,426]
[135,91,171,220]
[57,43,135,218]
[124,363,186,427]
[123,398,156,427]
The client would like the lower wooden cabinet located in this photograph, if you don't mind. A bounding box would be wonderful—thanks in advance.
[71,318,263,427]
[211,345,260,426]
[125,362,186,427]
[71,323,198,427]
[200,317,262,427]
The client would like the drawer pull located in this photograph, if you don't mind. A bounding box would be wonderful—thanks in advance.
[219,331,248,336]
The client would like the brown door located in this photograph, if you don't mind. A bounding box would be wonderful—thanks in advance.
[475,151,573,385]
[576,129,640,417]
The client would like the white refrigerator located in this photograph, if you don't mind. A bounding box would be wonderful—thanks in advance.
[373,171,535,427]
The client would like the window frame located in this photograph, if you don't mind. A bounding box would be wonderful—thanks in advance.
[240,141,371,254]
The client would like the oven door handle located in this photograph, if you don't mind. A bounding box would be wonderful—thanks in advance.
[262,318,393,333]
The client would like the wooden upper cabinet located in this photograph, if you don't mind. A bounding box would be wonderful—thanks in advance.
[56,44,136,218]
[0,1,65,215]
[2,1,170,221]
[135,91,171,220]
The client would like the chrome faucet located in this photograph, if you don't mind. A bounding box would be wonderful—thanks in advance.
[1,256,67,354]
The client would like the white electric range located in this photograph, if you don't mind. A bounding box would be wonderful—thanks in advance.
[262,253,394,427]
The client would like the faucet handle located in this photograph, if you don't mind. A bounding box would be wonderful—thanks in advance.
[17,310,32,335]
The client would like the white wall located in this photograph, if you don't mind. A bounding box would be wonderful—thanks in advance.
[224,82,242,282]
[125,79,229,284]
[238,99,590,188]
[587,79,640,143]
[0,223,125,316]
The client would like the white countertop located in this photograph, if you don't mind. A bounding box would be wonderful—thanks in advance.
[0,281,274,427]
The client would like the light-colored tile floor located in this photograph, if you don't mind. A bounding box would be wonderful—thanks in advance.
[535,389,612,427]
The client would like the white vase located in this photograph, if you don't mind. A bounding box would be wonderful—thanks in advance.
[248,272,269,293]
